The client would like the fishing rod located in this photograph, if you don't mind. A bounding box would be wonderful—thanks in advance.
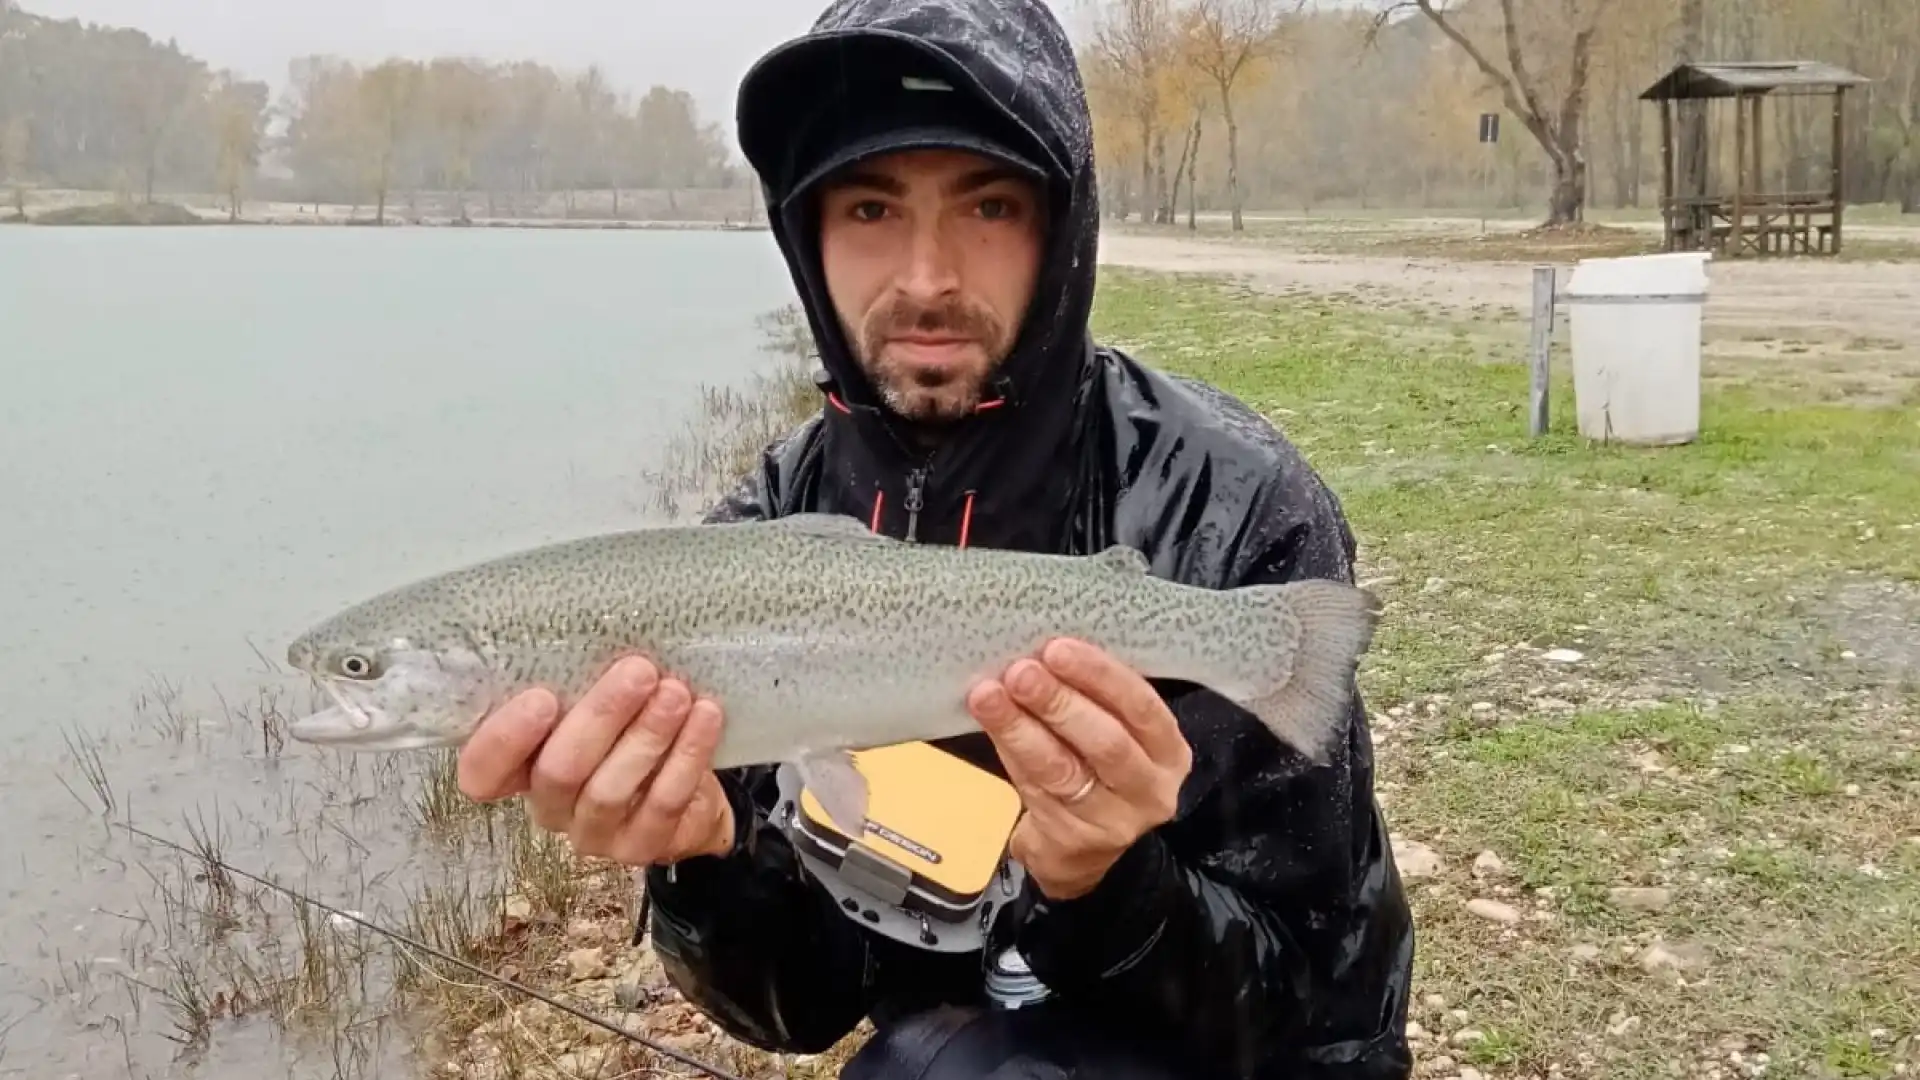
[115,820,746,1080]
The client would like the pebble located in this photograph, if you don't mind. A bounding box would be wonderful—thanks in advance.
[1406,1021,1428,1041]
[1452,1028,1486,1046]
[1570,943,1602,961]
[553,1049,612,1076]
[1471,701,1495,714]
[1542,648,1585,663]
[1609,886,1672,912]
[1458,1069,1485,1080]
[1473,850,1507,876]
[1639,940,1705,974]
[1423,993,1448,1011]
[1393,838,1444,879]
[1466,898,1521,924]
[566,947,609,981]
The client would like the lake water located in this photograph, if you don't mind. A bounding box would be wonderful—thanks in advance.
[0,225,799,1077]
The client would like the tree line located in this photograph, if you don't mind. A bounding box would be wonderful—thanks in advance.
[275,56,736,221]
[0,1,738,220]
[9,0,1916,227]
[0,0,268,213]
[1075,0,1920,227]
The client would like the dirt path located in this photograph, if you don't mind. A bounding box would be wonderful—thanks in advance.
[1097,231,1920,381]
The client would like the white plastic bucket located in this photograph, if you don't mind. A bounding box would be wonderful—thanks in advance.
[1563,251,1712,446]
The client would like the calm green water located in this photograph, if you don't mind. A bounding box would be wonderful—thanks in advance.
[0,225,797,1076]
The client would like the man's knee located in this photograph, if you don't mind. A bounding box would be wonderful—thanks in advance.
[838,1004,1195,1080]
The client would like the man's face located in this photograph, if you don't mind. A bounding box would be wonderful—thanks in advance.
[816,147,1046,426]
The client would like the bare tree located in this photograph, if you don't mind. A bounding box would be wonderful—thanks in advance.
[1089,0,1179,222]
[1375,0,1602,226]
[356,60,422,224]
[1,116,27,219]
[1675,0,1708,198]
[1186,0,1300,231]
[212,75,265,220]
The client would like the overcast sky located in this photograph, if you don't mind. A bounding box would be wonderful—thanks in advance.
[26,0,1091,147]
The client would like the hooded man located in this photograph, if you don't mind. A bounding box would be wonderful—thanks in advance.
[454,1,1415,1077]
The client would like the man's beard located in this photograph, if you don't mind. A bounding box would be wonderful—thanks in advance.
[851,293,1012,426]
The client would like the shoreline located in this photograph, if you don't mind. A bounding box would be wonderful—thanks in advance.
[10,212,771,232]
[6,191,772,231]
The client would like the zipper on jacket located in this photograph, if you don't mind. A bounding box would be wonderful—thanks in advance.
[902,467,929,543]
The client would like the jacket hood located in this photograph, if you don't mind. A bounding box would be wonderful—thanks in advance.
[734,0,1102,549]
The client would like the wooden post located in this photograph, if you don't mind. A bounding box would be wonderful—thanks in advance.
[1751,95,1766,253]
[1660,99,1676,250]
[1529,266,1555,439]
[1731,91,1747,257]
[1832,87,1847,254]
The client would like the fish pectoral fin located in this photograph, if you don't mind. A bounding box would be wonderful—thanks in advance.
[767,513,889,543]
[797,749,871,837]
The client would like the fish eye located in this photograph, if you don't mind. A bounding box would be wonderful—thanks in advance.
[337,653,379,680]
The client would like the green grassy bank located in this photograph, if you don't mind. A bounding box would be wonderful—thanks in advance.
[1090,268,1919,1080]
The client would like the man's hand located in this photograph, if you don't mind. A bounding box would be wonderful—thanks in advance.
[456,655,737,868]
[966,638,1193,901]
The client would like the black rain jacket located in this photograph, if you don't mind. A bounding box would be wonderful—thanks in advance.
[641,2,1415,1077]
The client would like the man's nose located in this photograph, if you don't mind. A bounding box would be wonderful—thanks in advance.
[898,216,961,300]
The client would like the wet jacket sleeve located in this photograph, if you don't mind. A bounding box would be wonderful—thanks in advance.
[640,430,878,1055]
[1012,474,1411,1080]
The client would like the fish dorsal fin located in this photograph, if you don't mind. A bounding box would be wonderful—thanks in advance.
[1091,543,1151,573]
[768,512,889,542]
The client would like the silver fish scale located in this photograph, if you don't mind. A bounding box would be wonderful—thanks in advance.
[290,518,1310,767]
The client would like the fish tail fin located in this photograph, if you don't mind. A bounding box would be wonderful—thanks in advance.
[1234,578,1381,766]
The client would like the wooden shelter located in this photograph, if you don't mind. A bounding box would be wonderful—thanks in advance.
[1640,61,1870,257]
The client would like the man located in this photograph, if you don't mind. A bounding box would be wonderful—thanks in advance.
[455,0,1414,1077]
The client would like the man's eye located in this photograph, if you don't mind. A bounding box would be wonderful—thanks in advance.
[851,200,888,221]
[978,197,1015,220]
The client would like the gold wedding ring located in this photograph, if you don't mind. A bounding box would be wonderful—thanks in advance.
[1064,774,1098,805]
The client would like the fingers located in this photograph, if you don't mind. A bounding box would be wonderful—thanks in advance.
[612,698,726,865]
[1004,655,1158,800]
[457,686,561,803]
[1040,639,1190,771]
[569,678,693,856]
[526,656,660,833]
[968,676,1088,802]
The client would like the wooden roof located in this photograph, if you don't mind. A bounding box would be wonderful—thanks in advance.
[1640,61,1871,101]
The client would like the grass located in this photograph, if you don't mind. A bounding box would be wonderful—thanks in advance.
[1089,267,1920,1079]
[642,303,821,521]
[1121,212,1920,263]
[31,200,210,226]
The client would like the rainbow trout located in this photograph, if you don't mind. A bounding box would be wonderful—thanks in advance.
[284,513,1379,835]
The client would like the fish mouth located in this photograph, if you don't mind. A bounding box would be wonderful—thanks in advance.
[286,681,378,745]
